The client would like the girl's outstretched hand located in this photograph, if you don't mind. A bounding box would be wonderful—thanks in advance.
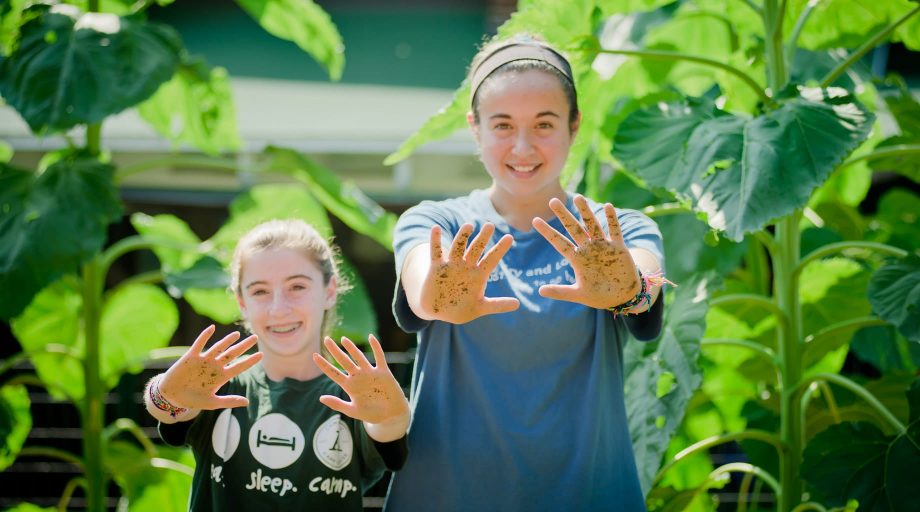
[419,223,519,324]
[158,325,263,410]
[532,194,641,310]
[313,335,410,425]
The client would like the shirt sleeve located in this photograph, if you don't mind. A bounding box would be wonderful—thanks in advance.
[157,418,194,446]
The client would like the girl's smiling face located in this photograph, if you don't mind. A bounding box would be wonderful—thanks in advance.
[469,68,579,206]
[237,248,336,361]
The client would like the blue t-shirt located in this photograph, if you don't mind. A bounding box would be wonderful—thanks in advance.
[386,190,664,512]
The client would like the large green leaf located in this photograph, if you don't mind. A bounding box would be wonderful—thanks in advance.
[105,440,193,511]
[10,275,85,402]
[2,504,55,512]
[868,254,920,343]
[137,57,240,156]
[802,379,920,511]
[0,155,121,320]
[331,257,377,346]
[100,283,178,387]
[383,85,470,166]
[784,0,917,50]
[613,88,874,241]
[625,274,714,495]
[129,212,203,272]
[233,0,343,80]
[870,189,920,253]
[0,385,31,471]
[0,0,27,56]
[850,326,920,373]
[0,4,181,132]
[262,147,396,249]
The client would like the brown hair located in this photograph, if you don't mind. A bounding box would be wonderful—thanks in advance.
[230,219,350,337]
[467,34,579,128]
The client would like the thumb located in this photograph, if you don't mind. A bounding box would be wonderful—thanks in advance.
[319,395,356,418]
[209,395,250,410]
[538,284,580,303]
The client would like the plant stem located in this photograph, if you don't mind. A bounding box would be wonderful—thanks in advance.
[593,48,771,105]
[796,241,908,277]
[796,373,906,433]
[653,429,786,485]
[786,0,823,67]
[774,212,803,511]
[792,503,829,512]
[58,477,89,512]
[820,4,920,88]
[18,446,85,469]
[641,202,689,218]
[81,259,106,512]
[116,154,239,183]
[0,344,83,377]
[738,471,755,512]
[709,293,790,333]
[708,463,782,498]
[763,0,788,94]
[837,144,920,169]
[103,418,158,457]
[701,338,779,378]
[86,124,101,156]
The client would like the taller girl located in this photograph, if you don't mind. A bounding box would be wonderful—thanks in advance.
[387,35,668,511]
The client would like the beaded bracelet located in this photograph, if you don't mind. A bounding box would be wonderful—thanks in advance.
[149,374,188,418]
[607,268,675,316]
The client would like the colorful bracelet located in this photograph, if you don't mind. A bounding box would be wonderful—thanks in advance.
[607,269,675,316]
[148,374,188,418]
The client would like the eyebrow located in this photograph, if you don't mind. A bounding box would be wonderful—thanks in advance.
[488,111,561,120]
[245,275,314,290]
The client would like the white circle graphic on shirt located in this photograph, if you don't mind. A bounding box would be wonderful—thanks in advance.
[248,413,305,469]
[211,409,241,462]
[313,414,353,471]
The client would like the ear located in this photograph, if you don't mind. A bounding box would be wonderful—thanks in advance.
[236,293,247,318]
[570,111,582,136]
[324,276,338,310]
[467,111,479,137]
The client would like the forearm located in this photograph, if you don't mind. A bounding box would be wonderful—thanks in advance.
[144,374,200,424]
[400,244,436,321]
[624,247,664,314]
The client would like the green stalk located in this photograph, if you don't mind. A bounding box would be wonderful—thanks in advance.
[763,0,788,94]
[786,0,823,67]
[86,124,101,157]
[593,48,772,105]
[115,154,239,183]
[707,463,782,498]
[774,213,803,511]
[796,241,907,277]
[653,429,786,486]
[81,259,106,512]
[820,4,920,88]
[838,144,920,170]
[796,373,906,433]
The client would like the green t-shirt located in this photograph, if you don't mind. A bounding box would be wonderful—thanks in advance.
[160,364,386,511]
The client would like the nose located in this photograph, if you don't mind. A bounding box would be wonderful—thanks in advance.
[511,130,534,156]
[268,293,292,316]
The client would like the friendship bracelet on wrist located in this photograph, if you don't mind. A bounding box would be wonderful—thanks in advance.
[149,374,188,418]
[607,268,676,316]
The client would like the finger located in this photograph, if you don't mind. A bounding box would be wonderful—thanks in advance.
[430,225,443,262]
[224,352,263,380]
[202,331,242,359]
[341,337,371,369]
[217,334,258,362]
[318,395,357,418]
[464,223,494,264]
[604,203,624,242]
[313,352,349,389]
[209,394,250,409]
[189,325,216,355]
[481,297,520,315]
[575,195,604,240]
[448,224,474,261]
[367,334,387,369]
[478,233,514,273]
[549,198,589,246]
[538,284,581,303]
[323,337,359,374]
[533,218,575,259]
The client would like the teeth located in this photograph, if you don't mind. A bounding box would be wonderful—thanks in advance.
[510,165,537,172]
[270,323,299,334]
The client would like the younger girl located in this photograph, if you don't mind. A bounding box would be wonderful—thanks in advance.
[144,219,410,511]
